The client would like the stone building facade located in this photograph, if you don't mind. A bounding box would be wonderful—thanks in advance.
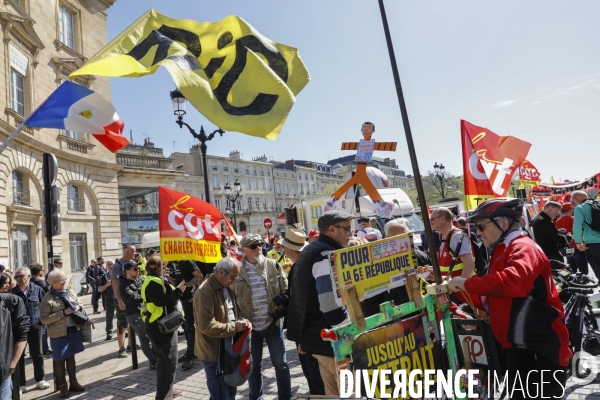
[170,148,281,235]
[0,0,120,274]
[289,160,345,196]
[116,139,181,247]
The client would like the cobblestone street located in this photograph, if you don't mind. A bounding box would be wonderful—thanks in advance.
[19,295,307,400]
[16,294,600,399]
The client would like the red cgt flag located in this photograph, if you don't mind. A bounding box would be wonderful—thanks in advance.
[158,186,223,263]
[462,120,531,210]
[519,159,541,182]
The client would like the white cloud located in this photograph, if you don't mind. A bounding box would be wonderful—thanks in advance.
[493,100,518,108]
[532,75,598,104]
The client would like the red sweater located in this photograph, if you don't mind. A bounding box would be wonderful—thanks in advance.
[555,215,574,234]
[464,232,572,366]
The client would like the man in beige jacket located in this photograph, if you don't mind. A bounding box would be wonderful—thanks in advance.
[194,257,250,400]
[234,234,290,400]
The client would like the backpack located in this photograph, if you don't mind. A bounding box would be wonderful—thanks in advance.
[217,327,252,386]
[584,200,600,232]
[447,230,488,274]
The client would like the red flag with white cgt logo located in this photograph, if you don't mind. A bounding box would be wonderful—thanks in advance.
[158,186,223,263]
[461,120,531,210]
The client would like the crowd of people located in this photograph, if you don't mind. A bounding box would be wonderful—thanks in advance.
[1,193,596,399]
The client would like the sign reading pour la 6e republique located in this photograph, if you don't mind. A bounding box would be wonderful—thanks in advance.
[329,233,416,302]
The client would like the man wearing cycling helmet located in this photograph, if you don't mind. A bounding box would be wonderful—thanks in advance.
[446,198,571,399]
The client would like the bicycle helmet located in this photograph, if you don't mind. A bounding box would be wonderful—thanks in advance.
[466,197,523,222]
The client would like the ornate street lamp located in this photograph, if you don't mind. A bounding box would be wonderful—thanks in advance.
[170,88,224,203]
[224,179,243,228]
[433,162,446,199]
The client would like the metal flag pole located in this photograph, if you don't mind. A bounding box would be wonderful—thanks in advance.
[0,122,25,155]
[377,0,443,285]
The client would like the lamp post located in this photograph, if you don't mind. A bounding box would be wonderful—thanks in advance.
[170,89,224,203]
[224,179,243,229]
[433,162,446,199]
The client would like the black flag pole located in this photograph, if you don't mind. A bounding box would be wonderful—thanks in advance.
[377,0,442,285]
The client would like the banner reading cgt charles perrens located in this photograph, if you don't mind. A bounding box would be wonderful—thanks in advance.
[158,186,223,263]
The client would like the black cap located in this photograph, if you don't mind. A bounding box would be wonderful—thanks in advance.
[124,261,139,271]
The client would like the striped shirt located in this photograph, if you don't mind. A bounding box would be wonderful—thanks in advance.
[245,260,270,331]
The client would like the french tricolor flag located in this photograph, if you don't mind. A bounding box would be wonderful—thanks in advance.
[25,81,129,153]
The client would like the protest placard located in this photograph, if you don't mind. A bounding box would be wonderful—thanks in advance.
[329,233,416,301]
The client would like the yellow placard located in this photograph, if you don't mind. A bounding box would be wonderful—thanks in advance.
[329,233,415,301]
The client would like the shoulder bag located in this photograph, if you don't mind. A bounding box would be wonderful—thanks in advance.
[157,277,185,335]
[80,320,94,343]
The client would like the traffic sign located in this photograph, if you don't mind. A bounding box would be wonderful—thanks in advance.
[263,218,273,230]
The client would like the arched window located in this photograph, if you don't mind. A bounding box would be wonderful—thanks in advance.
[67,183,84,211]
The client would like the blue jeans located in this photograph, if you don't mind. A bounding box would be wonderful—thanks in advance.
[201,360,236,400]
[181,298,195,356]
[42,324,51,354]
[249,322,291,400]
[0,376,12,400]
[90,282,99,312]
[585,243,600,279]
[571,248,589,275]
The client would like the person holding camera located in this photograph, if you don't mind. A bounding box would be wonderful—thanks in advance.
[233,234,290,400]
[281,228,326,396]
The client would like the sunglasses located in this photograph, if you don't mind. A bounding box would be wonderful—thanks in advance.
[246,243,263,250]
[14,275,26,279]
[130,268,139,272]
[476,220,495,232]
[56,262,63,264]
[333,225,352,233]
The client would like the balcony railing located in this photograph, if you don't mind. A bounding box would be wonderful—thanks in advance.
[122,144,164,155]
[116,154,172,169]
[13,189,30,206]
[68,198,85,212]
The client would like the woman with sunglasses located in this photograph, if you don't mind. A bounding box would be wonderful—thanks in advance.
[40,270,86,397]
[119,260,157,369]
[446,198,571,399]
[141,255,186,399]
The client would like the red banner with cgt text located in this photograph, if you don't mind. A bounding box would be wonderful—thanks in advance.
[158,186,223,263]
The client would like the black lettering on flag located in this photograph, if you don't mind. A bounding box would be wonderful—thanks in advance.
[127,25,201,70]
[213,34,288,116]
[128,25,291,117]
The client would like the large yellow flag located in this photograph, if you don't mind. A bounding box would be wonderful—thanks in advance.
[70,9,310,140]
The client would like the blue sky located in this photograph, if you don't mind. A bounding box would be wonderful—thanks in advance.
[106,1,600,183]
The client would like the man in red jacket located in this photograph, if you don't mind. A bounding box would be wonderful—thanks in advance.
[447,198,571,399]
